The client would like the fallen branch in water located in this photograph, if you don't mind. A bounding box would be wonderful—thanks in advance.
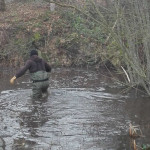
[129,123,144,138]
[121,66,130,83]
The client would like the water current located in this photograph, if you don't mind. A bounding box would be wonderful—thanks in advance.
[0,68,150,150]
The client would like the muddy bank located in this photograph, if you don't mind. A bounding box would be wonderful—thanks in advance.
[0,68,150,150]
[0,2,117,70]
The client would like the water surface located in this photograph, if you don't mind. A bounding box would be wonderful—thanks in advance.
[0,68,150,150]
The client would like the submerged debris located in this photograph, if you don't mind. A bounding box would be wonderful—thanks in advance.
[129,124,150,150]
[129,124,143,138]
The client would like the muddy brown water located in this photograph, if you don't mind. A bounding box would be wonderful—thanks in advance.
[0,68,150,150]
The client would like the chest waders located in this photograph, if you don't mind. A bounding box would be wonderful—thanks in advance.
[30,71,49,98]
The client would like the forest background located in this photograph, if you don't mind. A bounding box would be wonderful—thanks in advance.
[1,0,150,96]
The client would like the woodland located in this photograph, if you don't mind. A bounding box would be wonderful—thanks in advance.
[1,0,150,96]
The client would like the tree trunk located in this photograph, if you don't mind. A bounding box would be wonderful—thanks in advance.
[0,0,6,11]
[50,3,55,12]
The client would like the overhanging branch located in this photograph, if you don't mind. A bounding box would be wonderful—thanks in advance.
[48,1,108,30]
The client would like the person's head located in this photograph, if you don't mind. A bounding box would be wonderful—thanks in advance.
[30,50,38,57]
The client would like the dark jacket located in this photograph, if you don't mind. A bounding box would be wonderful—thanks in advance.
[15,55,51,78]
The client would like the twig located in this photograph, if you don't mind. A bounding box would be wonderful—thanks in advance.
[121,66,130,83]
[105,19,118,44]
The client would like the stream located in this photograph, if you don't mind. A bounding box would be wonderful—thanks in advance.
[0,68,150,150]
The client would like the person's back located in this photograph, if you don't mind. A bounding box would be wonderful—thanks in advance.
[10,50,51,98]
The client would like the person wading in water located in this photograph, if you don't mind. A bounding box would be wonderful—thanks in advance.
[10,50,51,98]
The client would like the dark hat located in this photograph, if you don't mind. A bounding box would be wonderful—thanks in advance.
[30,50,38,56]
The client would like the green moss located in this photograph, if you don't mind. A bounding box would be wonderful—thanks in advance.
[33,32,41,41]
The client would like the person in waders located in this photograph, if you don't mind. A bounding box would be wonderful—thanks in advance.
[10,50,51,99]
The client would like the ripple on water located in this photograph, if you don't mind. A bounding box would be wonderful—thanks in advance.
[0,68,149,150]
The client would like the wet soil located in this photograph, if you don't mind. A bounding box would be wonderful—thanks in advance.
[0,68,150,150]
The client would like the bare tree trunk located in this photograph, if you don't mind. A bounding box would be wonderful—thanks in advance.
[50,3,55,11]
[0,0,6,11]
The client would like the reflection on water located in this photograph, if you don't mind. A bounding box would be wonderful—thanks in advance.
[0,68,150,150]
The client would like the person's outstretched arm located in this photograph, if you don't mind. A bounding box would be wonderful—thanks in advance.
[10,60,31,84]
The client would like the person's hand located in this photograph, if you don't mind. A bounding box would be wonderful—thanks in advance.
[10,76,16,84]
